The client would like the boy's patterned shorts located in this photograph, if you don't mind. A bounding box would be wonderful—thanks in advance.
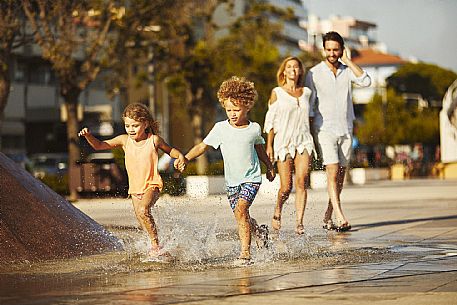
[226,182,261,211]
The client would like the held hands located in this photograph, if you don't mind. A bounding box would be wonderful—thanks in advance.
[265,145,276,181]
[266,145,274,164]
[266,165,276,182]
[173,155,187,173]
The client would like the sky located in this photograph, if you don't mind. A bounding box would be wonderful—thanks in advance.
[303,0,457,73]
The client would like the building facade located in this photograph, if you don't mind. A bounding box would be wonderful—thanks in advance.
[299,14,409,105]
[215,0,308,55]
[2,49,122,160]
[301,14,379,51]
[2,1,310,162]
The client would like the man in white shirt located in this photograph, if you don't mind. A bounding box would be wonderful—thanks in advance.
[306,31,371,232]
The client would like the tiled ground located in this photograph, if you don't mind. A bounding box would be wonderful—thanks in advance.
[1,179,456,304]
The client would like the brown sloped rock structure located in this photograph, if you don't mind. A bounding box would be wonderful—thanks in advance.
[0,153,122,265]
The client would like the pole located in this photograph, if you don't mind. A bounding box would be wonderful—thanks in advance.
[148,44,155,117]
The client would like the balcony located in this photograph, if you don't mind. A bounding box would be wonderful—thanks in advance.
[266,0,308,19]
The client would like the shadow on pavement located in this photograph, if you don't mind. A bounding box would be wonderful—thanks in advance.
[353,214,457,231]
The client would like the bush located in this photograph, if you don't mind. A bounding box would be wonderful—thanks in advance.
[38,174,69,195]
[182,160,225,176]
[161,173,186,196]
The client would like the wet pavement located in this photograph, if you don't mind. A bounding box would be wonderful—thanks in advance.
[1,179,457,304]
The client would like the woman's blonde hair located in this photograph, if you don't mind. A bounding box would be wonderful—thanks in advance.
[276,56,305,86]
[217,76,258,110]
[122,103,159,134]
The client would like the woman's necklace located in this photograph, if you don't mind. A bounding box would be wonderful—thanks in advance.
[283,85,300,106]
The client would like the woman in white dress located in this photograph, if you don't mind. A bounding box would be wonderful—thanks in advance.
[264,56,314,235]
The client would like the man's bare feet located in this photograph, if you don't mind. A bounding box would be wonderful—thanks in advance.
[335,222,351,232]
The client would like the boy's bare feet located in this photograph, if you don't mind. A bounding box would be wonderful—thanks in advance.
[254,224,269,248]
[233,257,253,266]
[250,218,269,248]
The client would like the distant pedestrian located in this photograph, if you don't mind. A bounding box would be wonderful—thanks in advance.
[78,103,186,260]
[264,56,314,235]
[306,31,371,232]
[181,76,275,265]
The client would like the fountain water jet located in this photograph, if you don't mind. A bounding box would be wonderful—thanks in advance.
[0,152,122,265]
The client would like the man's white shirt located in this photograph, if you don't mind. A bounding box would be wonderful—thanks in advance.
[306,61,371,136]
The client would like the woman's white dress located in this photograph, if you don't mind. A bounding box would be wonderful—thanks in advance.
[264,86,315,161]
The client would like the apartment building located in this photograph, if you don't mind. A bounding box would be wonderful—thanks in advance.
[2,1,309,161]
[215,0,308,55]
[2,49,121,160]
[302,14,378,51]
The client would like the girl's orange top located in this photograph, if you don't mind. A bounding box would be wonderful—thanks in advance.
[124,134,163,194]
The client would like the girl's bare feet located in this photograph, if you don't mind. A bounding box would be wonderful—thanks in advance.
[147,246,171,260]
[272,215,281,231]
[295,224,305,235]
[323,219,336,230]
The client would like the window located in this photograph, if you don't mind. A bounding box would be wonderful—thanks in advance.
[28,64,55,85]
[14,61,26,82]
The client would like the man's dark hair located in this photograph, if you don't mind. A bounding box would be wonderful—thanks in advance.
[322,31,345,49]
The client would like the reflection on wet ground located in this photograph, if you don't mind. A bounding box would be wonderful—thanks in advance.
[1,180,457,304]
[0,226,399,302]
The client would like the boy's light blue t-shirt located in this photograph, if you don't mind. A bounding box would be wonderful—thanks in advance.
[203,120,265,187]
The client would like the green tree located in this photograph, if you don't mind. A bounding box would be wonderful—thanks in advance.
[23,0,126,200]
[211,3,283,124]
[357,93,387,145]
[387,62,457,102]
[358,89,439,146]
[163,0,232,174]
[0,1,30,149]
[101,1,188,99]
[209,2,321,135]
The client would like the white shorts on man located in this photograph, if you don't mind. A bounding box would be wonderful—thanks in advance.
[316,130,352,166]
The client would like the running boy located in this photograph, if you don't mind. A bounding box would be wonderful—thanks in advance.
[78,103,186,259]
[181,76,276,265]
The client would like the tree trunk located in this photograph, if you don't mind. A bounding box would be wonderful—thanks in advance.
[187,86,208,175]
[64,98,81,201]
[0,73,10,117]
[191,109,208,175]
[0,61,11,151]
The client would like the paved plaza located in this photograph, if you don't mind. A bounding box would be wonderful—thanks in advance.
[1,179,457,304]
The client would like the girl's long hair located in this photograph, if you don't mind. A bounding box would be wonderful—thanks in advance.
[122,103,159,135]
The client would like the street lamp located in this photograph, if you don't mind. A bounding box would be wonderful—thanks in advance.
[137,25,161,117]
[147,44,156,117]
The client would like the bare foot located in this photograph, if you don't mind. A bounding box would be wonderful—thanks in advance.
[295,224,305,235]
[335,222,351,232]
[147,247,171,259]
[272,215,281,231]
[323,219,336,230]
[233,257,253,266]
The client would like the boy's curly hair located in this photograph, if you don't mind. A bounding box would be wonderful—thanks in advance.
[217,76,258,109]
[122,103,159,135]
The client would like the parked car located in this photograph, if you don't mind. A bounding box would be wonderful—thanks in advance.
[71,152,128,195]
[29,153,68,179]
[5,153,31,170]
